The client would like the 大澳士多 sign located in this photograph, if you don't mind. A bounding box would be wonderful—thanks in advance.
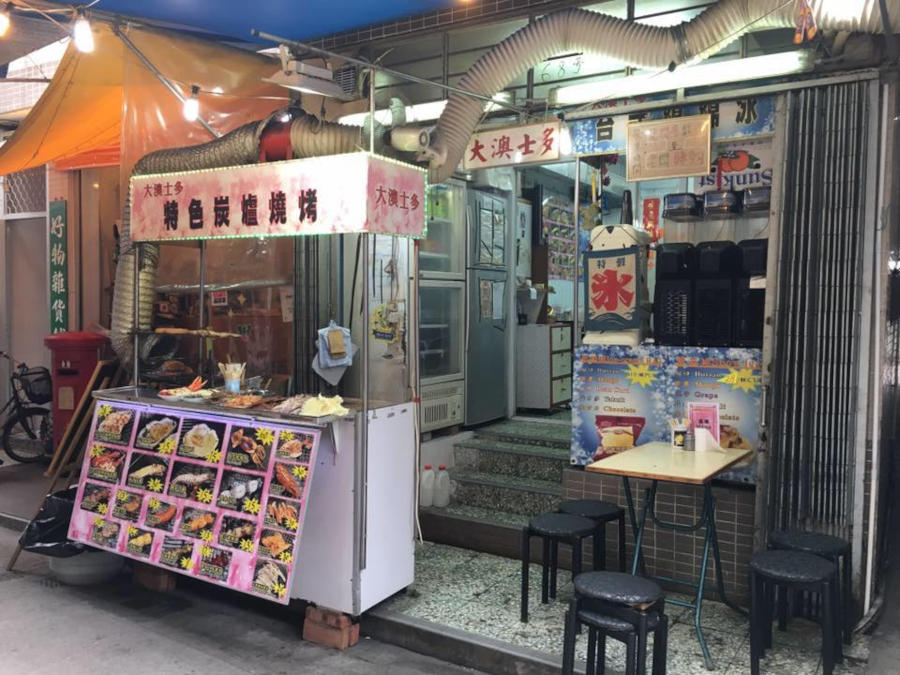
[463,121,562,171]
[130,152,426,242]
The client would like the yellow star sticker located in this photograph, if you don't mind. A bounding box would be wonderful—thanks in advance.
[196,487,213,504]
[292,465,308,480]
[271,581,286,598]
[278,551,293,565]
[96,502,108,515]
[148,498,161,511]
[200,529,213,542]
[239,538,254,552]
[97,405,112,418]
[158,437,175,455]
[279,430,294,443]
[255,428,275,446]
[201,546,213,558]
[179,556,193,570]
[625,363,658,388]
[285,517,299,531]
[242,497,261,515]
[117,490,128,502]
[718,367,760,393]
[93,516,104,527]
[89,444,104,458]
[206,449,221,464]
[127,526,138,537]
[147,478,164,493]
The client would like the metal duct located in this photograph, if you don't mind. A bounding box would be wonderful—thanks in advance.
[425,0,900,182]
[109,112,365,364]
[768,81,871,540]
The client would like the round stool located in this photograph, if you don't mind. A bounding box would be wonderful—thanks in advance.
[520,513,596,623]
[749,550,840,675]
[562,571,667,675]
[769,529,852,644]
[559,499,627,572]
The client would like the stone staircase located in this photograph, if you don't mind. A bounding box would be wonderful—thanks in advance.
[420,418,571,559]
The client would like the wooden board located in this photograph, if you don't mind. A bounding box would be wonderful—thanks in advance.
[585,442,752,485]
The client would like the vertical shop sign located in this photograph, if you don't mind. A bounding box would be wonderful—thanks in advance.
[48,200,68,333]
[584,247,642,330]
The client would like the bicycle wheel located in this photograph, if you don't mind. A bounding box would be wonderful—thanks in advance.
[3,407,52,463]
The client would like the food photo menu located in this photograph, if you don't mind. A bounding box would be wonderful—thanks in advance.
[68,402,321,604]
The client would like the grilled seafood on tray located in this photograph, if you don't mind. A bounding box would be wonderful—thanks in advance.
[80,484,111,514]
[88,448,125,481]
[218,516,257,549]
[227,427,270,469]
[126,453,170,490]
[179,508,216,538]
[135,416,177,449]
[95,410,134,439]
[167,462,216,501]
[216,471,263,512]
[265,499,299,530]
[260,529,294,559]
[253,560,288,596]
[144,500,178,531]
[159,536,194,569]
[271,463,302,499]
[178,422,222,461]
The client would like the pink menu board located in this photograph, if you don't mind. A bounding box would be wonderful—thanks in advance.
[68,400,321,604]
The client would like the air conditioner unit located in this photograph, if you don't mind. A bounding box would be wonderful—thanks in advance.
[420,381,464,433]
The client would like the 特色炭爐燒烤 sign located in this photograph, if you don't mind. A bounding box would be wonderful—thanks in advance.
[130,152,426,242]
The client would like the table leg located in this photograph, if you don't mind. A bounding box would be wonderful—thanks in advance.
[631,481,657,576]
[705,484,747,617]
[694,500,715,671]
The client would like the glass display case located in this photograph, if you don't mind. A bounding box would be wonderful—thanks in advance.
[419,281,464,383]
[420,181,466,279]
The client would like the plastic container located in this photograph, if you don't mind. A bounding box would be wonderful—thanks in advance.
[49,550,124,585]
[419,464,435,507]
[433,465,450,507]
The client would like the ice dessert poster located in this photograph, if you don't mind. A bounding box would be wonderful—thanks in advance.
[571,345,670,466]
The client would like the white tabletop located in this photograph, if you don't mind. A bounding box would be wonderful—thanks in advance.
[584,442,753,485]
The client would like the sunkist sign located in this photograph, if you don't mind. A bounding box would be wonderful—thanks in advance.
[130,152,426,242]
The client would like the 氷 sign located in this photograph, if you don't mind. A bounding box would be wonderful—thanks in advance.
[463,121,561,171]
[584,247,643,331]
[130,152,426,242]
[48,200,68,334]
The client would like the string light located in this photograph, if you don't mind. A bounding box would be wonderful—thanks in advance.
[183,85,200,122]
[73,7,93,53]
[0,4,12,38]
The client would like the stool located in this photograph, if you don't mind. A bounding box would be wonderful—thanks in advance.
[562,571,667,675]
[769,529,852,644]
[520,513,596,622]
[749,550,840,675]
[559,499,627,572]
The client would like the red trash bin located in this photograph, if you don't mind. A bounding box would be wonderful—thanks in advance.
[44,331,108,451]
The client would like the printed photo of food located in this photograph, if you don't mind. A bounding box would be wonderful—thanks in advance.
[177,419,226,463]
[167,461,217,502]
[87,446,126,484]
[216,470,264,513]
[179,507,216,540]
[126,527,154,557]
[269,462,305,500]
[264,498,300,531]
[112,489,143,522]
[80,483,111,514]
[134,413,179,451]
[259,529,294,561]
[144,499,178,532]
[159,536,194,570]
[225,426,272,471]
[592,415,646,461]
[198,546,232,582]
[275,433,314,463]
[93,408,135,445]
[252,559,288,599]
[126,452,170,491]
[90,520,121,548]
[217,516,257,550]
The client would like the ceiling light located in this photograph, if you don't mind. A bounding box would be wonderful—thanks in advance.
[264,49,351,100]
[549,50,813,107]
[279,111,291,123]
[183,85,200,122]
[558,123,572,156]
[0,4,12,38]
[73,7,94,53]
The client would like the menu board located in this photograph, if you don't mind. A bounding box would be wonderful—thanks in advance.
[626,114,711,182]
[68,402,321,604]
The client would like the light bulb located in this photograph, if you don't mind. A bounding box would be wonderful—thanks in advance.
[73,9,93,53]
[0,4,12,38]
[558,124,573,156]
[183,85,200,122]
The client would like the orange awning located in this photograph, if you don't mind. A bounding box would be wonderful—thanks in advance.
[0,22,290,176]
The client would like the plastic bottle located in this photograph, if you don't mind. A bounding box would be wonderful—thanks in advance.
[419,465,435,507]
[433,465,451,507]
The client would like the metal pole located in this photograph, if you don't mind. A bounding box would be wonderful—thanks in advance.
[573,159,581,345]
[251,29,526,114]
[198,240,206,381]
[132,244,140,386]
[114,25,220,140]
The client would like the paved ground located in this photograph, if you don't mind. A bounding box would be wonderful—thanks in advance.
[0,527,483,675]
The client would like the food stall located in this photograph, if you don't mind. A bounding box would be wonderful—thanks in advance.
[67,151,426,615]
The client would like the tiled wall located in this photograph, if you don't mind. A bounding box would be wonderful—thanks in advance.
[563,468,755,605]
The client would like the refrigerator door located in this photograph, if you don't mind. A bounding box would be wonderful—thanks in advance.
[465,268,508,425]
[420,181,466,279]
[419,280,465,384]
[469,190,508,268]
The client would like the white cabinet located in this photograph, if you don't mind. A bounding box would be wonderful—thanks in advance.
[516,323,573,411]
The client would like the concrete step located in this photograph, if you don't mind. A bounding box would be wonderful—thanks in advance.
[451,471,561,516]
[473,420,571,450]
[453,438,570,483]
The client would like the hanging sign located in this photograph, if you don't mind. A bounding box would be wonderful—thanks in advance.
[695,137,774,193]
[626,114,711,182]
[68,402,322,604]
[463,121,561,171]
[130,152,426,242]
[48,200,68,334]
[571,96,776,155]
[583,247,643,331]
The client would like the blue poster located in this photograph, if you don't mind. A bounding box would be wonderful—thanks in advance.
[571,95,776,156]
[571,345,762,484]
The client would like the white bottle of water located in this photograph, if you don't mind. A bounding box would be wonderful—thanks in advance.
[433,465,450,507]
[419,464,435,507]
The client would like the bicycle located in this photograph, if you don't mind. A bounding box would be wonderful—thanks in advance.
[0,351,53,464]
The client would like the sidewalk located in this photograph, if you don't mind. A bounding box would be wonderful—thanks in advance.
[0,527,483,675]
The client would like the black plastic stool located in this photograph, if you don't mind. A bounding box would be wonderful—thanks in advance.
[520,513,596,622]
[749,550,840,675]
[769,529,853,644]
[559,499,627,572]
[562,571,667,675]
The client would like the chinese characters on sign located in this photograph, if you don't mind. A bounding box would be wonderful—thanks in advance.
[462,121,562,171]
[130,153,426,242]
[48,200,68,333]
[584,247,641,331]
[626,114,711,182]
